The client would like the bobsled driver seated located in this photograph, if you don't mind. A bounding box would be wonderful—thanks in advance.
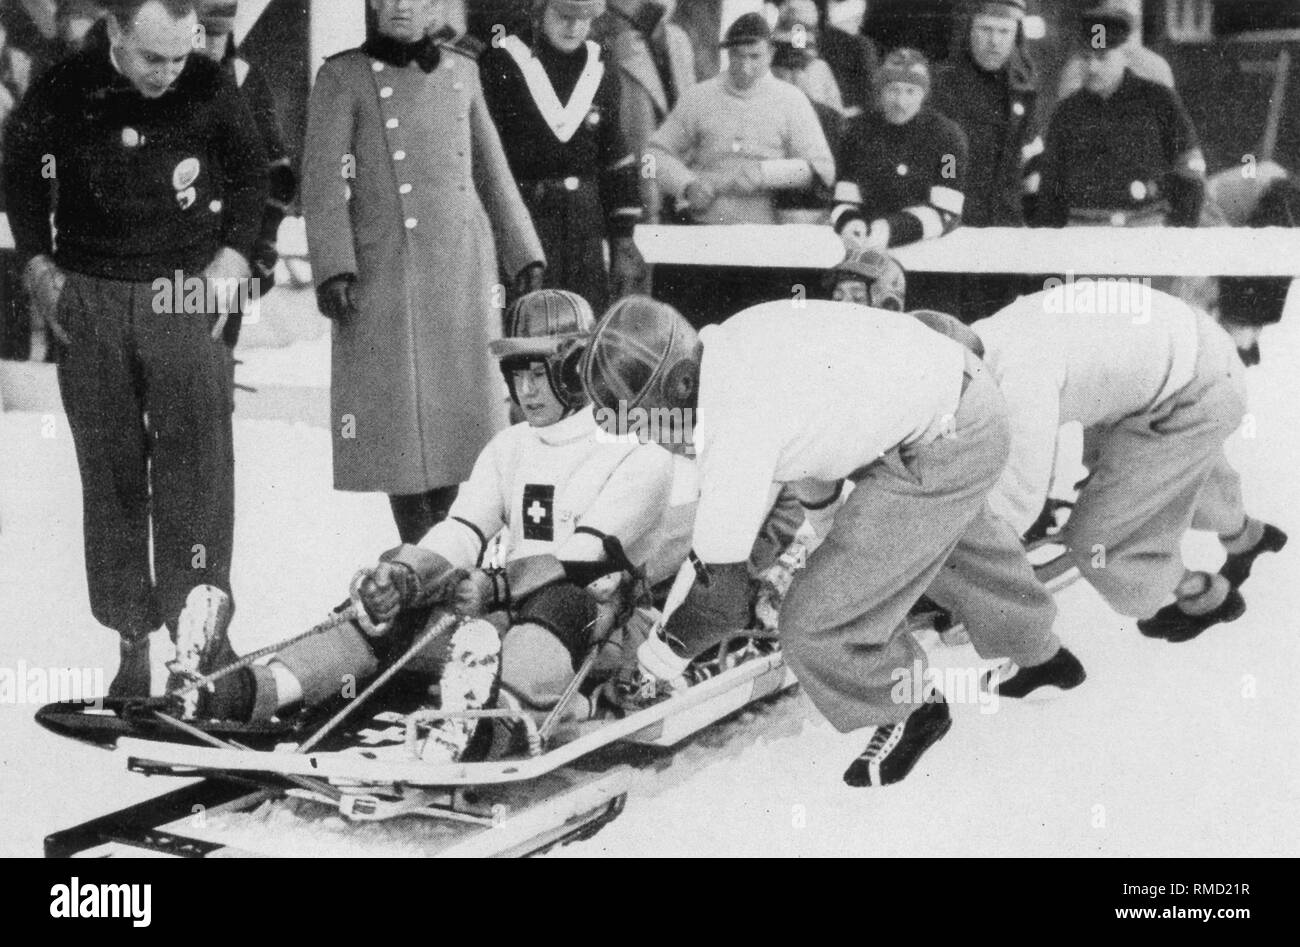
[181,289,695,761]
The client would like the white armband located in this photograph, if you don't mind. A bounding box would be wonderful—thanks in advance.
[761,159,813,190]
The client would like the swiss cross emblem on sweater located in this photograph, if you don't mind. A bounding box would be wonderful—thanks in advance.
[522,484,555,541]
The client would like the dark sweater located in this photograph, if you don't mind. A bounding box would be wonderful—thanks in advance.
[479,36,641,238]
[931,48,1039,226]
[1035,70,1203,227]
[834,106,969,246]
[3,42,267,281]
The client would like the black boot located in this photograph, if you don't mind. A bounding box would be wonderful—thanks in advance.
[1220,523,1287,588]
[981,647,1086,699]
[1138,589,1246,643]
[106,634,152,699]
[843,695,952,788]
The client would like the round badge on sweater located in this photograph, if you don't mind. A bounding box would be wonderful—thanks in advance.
[1012,101,1025,117]
[173,158,201,191]
[896,164,909,176]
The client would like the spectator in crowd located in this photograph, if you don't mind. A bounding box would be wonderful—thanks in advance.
[196,0,295,346]
[931,0,1037,227]
[3,0,268,695]
[770,0,844,115]
[648,12,833,226]
[832,48,967,251]
[480,0,643,313]
[598,0,696,230]
[301,0,544,545]
[809,0,878,113]
[647,12,834,326]
[1056,0,1174,102]
[770,2,843,220]
[930,0,1041,320]
[1033,4,1204,228]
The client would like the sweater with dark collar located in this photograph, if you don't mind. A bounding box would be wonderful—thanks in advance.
[4,41,267,281]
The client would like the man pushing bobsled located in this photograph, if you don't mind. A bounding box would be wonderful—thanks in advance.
[581,292,1086,788]
[834,249,1287,645]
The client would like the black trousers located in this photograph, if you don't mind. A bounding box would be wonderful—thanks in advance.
[55,271,235,638]
[523,179,610,314]
[388,486,459,545]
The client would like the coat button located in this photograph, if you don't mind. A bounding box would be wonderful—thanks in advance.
[405,218,418,229]
[122,127,141,147]
[896,164,909,176]
[1012,101,1025,117]
[386,118,399,129]
[372,61,384,72]
[393,150,406,161]
[380,87,393,98]
[209,200,223,213]
[399,183,412,194]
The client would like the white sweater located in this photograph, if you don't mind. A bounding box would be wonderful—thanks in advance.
[419,407,678,579]
[690,300,967,563]
[973,285,1200,535]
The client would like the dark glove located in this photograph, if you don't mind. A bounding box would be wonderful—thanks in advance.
[630,0,667,35]
[251,238,279,295]
[357,561,419,626]
[452,569,506,618]
[514,262,545,298]
[664,559,754,657]
[316,273,358,322]
[609,236,645,300]
[360,546,460,624]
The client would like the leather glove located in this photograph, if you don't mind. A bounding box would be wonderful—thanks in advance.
[452,569,506,618]
[663,560,753,650]
[357,561,419,627]
[514,262,546,298]
[22,254,69,346]
[316,273,358,323]
[609,236,645,300]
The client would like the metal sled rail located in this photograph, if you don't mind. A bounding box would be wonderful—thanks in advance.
[45,768,634,858]
[118,652,797,788]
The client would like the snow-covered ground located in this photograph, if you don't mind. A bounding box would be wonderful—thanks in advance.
[2,296,1298,858]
